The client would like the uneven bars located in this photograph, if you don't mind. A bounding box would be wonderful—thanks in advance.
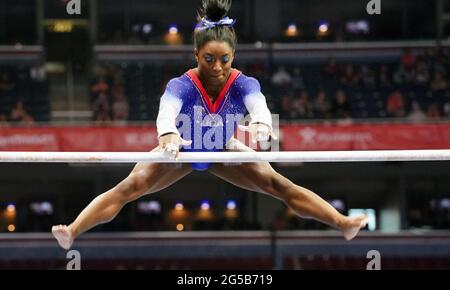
[0,150,449,163]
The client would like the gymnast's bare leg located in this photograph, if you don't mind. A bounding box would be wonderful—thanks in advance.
[209,139,367,240]
[52,147,192,249]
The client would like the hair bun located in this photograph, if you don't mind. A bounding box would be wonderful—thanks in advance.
[201,0,232,21]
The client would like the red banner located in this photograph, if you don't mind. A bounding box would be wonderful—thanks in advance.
[0,124,449,151]
[0,128,60,151]
[280,123,450,150]
[0,127,158,151]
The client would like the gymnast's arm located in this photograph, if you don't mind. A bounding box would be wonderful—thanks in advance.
[156,85,183,150]
[244,91,272,129]
[242,78,274,141]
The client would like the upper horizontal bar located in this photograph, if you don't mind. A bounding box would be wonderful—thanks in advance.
[0,150,449,163]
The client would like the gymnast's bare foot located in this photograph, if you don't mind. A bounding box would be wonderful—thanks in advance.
[341,215,368,241]
[52,225,74,250]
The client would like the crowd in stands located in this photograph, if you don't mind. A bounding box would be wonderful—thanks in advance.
[0,64,49,125]
[2,47,450,125]
[89,62,186,122]
[90,47,450,123]
[91,64,130,123]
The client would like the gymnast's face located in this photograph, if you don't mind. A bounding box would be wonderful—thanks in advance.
[195,41,235,87]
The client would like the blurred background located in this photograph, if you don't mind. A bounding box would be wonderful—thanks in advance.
[0,0,449,270]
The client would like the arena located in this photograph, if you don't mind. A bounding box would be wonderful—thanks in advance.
[0,0,449,271]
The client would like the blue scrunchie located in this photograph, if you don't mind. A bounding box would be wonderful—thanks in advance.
[197,17,236,31]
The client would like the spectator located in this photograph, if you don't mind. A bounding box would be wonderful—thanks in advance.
[431,46,448,73]
[312,89,332,118]
[292,90,313,119]
[291,67,305,90]
[0,113,7,124]
[444,101,450,118]
[393,63,414,86]
[430,71,448,93]
[0,72,15,93]
[280,92,294,119]
[387,90,406,117]
[9,100,34,124]
[91,77,110,98]
[112,93,129,121]
[407,101,426,123]
[414,59,430,86]
[271,66,292,86]
[360,65,376,87]
[378,64,392,89]
[401,47,416,69]
[323,58,338,77]
[340,64,360,87]
[246,62,267,80]
[427,103,441,119]
[93,93,111,122]
[331,89,350,119]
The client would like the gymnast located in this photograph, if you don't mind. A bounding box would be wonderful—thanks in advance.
[52,0,367,250]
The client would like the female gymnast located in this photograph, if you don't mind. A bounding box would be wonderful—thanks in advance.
[52,0,367,250]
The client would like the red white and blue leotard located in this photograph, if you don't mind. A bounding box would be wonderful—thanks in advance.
[156,69,272,171]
